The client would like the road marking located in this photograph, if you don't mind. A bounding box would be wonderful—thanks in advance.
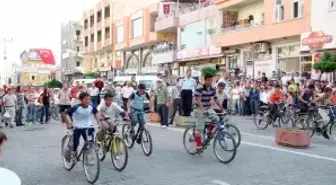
[211,180,231,185]
[147,123,336,163]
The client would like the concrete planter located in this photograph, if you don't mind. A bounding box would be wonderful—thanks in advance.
[149,112,161,123]
[275,129,311,148]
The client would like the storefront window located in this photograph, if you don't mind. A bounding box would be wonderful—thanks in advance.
[300,56,312,73]
[228,56,238,69]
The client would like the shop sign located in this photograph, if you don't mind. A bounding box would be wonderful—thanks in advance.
[301,31,334,51]
[177,46,221,60]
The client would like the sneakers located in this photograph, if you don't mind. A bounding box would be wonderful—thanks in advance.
[161,125,167,128]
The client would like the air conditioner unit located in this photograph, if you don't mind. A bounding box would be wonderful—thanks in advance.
[254,43,269,53]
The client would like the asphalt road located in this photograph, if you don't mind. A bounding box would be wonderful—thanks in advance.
[1,116,336,185]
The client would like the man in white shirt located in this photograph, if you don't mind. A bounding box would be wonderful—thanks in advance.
[121,81,134,112]
[179,69,196,116]
[3,88,17,128]
[88,83,99,106]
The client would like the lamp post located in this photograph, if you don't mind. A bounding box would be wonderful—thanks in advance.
[1,38,13,85]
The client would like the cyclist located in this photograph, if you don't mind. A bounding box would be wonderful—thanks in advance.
[298,84,315,112]
[194,74,223,152]
[96,93,129,142]
[127,83,150,144]
[268,84,283,123]
[62,92,100,159]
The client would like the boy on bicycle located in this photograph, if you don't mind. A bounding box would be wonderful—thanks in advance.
[62,92,100,158]
[96,93,129,142]
[194,74,223,151]
[127,84,150,143]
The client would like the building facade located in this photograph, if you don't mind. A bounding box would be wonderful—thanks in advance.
[60,21,85,82]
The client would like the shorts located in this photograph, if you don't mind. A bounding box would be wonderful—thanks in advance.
[96,120,116,141]
[59,105,71,113]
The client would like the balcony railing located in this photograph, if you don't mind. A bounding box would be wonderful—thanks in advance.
[221,21,264,34]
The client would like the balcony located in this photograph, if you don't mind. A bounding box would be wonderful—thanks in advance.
[96,42,102,51]
[147,32,161,44]
[89,43,94,53]
[84,46,89,53]
[104,38,111,46]
[179,4,217,26]
[129,37,146,48]
[152,50,177,64]
[115,42,128,51]
[155,15,179,32]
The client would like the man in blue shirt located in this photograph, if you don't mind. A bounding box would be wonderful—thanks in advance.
[62,92,100,157]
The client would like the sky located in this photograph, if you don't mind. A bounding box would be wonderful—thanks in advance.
[0,0,99,71]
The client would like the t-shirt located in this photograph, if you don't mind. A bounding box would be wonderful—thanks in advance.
[70,88,80,98]
[88,87,99,96]
[98,102,124,121]
[66,104,97,128]
[40,92,50,105]
[269,91,282,104]
[3,94,17,107]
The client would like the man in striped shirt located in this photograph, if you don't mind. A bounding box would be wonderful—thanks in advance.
[194,74,223,151]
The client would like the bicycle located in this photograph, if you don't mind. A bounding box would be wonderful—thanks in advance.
[95,116,128,171]
[295,105,320,130]
[61,127,100,184]
[121,109,153,156]
[50,101,60,121]
[253,103,286,130]
[183,112,237,164]
[308,105,336,140]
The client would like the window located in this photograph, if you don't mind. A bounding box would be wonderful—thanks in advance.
[117,25,124,43]
[84,19,88,29]
[228,56,238,69]
[31,75,35,81]
[97,11,102,23]
[85,36,89,46]
[104,6,110,18]
[90,34,94,43]
[292,0,303,18]
[90,15,94,27]
[132,17,143,38]
[76,61,81,67]
[105,27,110,39]
[76,46,80,52]
[97,30,102,42]
[76,30,81,36]
[330,0,336,11]
[274,0,284,22]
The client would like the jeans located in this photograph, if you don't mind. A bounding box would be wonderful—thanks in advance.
[157,104,168,126]
[238,98,244,115]
[73,127,95,152]
[131,108,145,127]
[250,99,260,115]
[232,99,239,114]
[40,104,50,123]
[16,106,24,126]
[90,96,98,106]
[169,98,182,125]
[27,104,36,123]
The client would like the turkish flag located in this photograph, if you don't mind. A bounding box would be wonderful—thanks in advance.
[35,49,55,65]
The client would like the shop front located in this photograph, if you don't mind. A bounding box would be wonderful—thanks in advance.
[176,46,224,77]
[300,31,336,77]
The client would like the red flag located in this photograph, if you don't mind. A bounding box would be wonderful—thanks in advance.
[35,49,55,65]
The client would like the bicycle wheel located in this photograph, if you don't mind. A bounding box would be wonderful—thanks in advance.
[329,122,336,141]
[82,144,100,184]
[94,137,106,161]
[182,127,197,155]
[121,124,135,148]
[141,129,153,156]
[253,111,269,130]
[110,136,128,171]
[213,131,237,164]
[224,123,241,148]
[51,109,60,121]
[295,115,308,130]
[61,135,75,170]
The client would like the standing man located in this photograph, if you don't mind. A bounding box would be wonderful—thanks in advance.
[3,88,17,128]
[70,81,80,105]
[121,81,134,112]
[88,83,99,106]
[58,84,71,123]
[180,69,196,116]
[169,78,182,125]
[154,80,170,128]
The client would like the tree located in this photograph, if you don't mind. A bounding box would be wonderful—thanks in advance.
[201,66,219,78]
[313,52,336,73]
[44,79,63,88]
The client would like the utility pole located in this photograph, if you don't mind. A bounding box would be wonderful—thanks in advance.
[0,38,13,85]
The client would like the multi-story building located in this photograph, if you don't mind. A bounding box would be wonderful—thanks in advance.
[215,0,311,78]
[19,49,54,86]
[82,0,160,80]
[61,21,85,82]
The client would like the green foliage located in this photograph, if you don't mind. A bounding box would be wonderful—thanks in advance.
[313,52,336,73]
[82,72,96,78]
[201,66,219,78]
[44,79,63,88]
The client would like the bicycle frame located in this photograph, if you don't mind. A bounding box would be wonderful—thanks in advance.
[68,128,95,161]
[200,116,226,150]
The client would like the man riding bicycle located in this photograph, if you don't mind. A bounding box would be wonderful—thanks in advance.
[127,84,150,143]
[194,74,223,151]
[96,93,129,142]
[62,92,100,158]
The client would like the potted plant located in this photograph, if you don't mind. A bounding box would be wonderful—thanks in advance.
[275,128,312,148]
[248,14,254,24]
